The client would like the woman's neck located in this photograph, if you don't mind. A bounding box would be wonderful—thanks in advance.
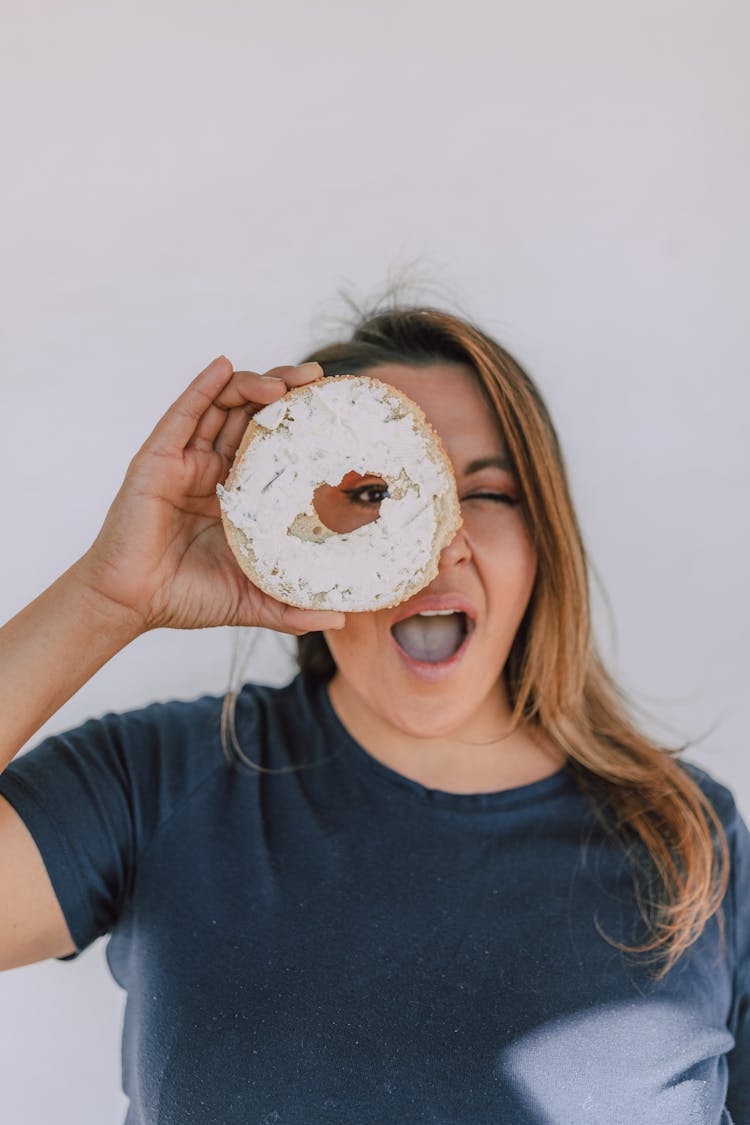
[326,674,567,794]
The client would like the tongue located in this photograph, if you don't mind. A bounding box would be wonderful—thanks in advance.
[391,614,465,664]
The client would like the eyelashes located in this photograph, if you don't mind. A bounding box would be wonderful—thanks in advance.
[342,487,519,509]
[465,493,519,508]
[340,486,388,507]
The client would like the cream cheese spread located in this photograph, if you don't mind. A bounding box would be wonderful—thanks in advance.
[216,376,458,611]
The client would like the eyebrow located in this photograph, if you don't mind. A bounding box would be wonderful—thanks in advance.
[463,455,513,475]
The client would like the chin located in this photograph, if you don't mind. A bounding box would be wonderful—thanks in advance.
[377,697,471,739]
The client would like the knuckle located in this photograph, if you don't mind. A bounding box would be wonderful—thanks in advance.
[262,362,321,386]
[261,365,296,380]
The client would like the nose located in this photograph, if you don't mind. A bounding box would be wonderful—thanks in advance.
[437,523,471,571]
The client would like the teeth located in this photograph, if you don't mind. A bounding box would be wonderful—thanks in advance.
[417,609,459,616]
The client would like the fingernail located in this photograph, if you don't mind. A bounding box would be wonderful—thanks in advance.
[299,361,324,376]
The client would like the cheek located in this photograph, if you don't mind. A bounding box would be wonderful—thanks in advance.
[516,526,538,583]
[482,521,538,601]
[471,506,535,557]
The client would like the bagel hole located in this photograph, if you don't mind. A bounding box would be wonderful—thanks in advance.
[312,470,387,534]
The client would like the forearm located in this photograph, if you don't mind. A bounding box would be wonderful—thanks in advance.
[0,556,145,771]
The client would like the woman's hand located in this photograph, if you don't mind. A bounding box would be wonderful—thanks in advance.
[77,356,346,637]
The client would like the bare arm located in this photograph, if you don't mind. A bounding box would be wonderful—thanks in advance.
[0,557,143,772]
[0,355,345,970]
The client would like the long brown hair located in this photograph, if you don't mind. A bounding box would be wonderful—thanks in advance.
[221,292,729,981]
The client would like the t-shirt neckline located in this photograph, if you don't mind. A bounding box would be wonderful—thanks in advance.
[313,677,576,813]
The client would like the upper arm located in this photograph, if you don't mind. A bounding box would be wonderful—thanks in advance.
[0,793,77,971]
[0,697,221,973]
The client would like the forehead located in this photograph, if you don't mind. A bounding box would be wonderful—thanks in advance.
[359,362,506,460]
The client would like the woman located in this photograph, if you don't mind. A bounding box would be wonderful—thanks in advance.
[0,304,747,1124]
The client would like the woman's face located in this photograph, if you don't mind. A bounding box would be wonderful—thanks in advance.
[322,362,538,742]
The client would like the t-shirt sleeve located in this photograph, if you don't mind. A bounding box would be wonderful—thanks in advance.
[0,695,223,960]
[726,797,750,1122]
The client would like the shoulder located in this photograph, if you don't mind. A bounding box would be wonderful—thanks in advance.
[102,690,226,749]
[677,759,750,924]
[232,674,323,742]
[86,675,314,778]
[678,760,750,967]
[88,690,226,768]
[677,757,744,836]
[8,691,235,822]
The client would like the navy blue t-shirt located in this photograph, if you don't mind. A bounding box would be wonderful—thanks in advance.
[0,673,748,1124]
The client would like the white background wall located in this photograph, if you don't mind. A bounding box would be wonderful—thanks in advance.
[1,1,748,1121]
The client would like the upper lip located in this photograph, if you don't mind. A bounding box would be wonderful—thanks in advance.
[390,594,478,628]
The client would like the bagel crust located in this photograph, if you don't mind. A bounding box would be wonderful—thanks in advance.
[216,374,462,612]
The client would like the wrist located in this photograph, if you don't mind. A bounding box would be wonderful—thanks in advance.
[69,552,148,644]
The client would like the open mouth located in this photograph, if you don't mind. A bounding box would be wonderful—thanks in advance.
[390,611,472,667]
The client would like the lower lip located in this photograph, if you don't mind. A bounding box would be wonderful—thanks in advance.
[389,621,474,682]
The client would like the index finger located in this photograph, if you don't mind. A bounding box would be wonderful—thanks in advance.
[142,356,236,456]
[262,362,325,388]
[190,362,325,451]
[142,358,324,458]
